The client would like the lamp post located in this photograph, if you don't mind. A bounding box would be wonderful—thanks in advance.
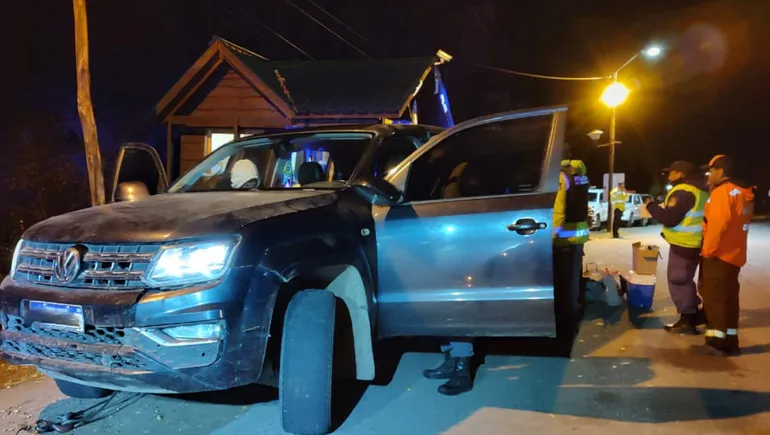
[600,44,663,233]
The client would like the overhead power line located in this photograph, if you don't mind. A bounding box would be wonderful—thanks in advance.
[280,0,370,58]
[458,59,611,81]
[305,0,386,55]
[217,3,314,59]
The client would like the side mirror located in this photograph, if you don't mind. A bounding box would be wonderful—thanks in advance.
[352,178,402,205]
[115,181,150,202]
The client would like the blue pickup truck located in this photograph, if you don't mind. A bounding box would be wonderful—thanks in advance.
[1,106,576,435]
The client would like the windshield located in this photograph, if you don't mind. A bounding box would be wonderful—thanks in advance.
[169,132,375,193]
[588,192,599,202]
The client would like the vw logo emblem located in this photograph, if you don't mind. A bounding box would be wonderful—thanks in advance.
[53,247,82,284]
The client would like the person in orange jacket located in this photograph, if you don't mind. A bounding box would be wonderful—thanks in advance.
[699,155,754,356]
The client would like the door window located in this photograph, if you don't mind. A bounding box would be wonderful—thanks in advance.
[371,136,420,178]
[404,115,553,202]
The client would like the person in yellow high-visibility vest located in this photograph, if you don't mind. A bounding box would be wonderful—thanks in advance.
[610,183,628,238]
[553,159,590,320]
[644,161,708,334]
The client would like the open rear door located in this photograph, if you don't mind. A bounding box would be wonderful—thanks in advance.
[110,143,169,203]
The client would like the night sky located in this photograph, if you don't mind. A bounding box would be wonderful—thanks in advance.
[1,0,769,241]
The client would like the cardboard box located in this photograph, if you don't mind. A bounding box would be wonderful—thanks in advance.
[632,242,660,275]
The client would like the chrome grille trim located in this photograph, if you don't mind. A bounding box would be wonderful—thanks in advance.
[14,241,160,290]
[19,248,60,261]
[84,252,155,263]
[83,270,145,280]
[16,264,54,276]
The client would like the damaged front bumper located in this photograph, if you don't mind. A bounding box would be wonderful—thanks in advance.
[0,267,270,394]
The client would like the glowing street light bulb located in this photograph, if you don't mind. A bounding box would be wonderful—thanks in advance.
[600,82,631,108]
[644,46,662,58]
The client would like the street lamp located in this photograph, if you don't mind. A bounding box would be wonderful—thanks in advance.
[601,44,663,233]
[644,46,662,58]
[600,82,631,108]
[587,129,604,142]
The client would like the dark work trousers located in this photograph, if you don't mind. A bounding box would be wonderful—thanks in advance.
[667,246,702,315]
[553,244,585,318]
[699,257,741,345]
[612,208,623,238]
[442,341,474,358]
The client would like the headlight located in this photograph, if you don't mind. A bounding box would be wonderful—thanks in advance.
[145,238,240,287]
[9,239,23,279]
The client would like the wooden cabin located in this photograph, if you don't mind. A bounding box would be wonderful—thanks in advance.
[156,37,452,179]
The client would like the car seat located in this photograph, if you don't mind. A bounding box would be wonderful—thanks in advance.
[442,162,468,199]
[298,161,325,186]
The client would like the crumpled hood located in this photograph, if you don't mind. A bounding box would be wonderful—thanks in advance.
[24,190,338,243]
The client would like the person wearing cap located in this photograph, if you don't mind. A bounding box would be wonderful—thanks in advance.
[644,161,708,334]
[610,183,628,238]
[699,155,754,356]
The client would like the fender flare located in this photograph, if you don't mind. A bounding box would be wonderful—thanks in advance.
[258,235,376,381]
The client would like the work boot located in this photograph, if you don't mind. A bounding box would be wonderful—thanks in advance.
[703,337,741,357]
[664,314,698,335]
[423,351,454,380]
[438,357,473,396]
[693,309,708,327]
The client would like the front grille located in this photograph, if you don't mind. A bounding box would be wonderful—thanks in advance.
[14,241,160,289]
[1,339,146,369]
[1,314,126,346]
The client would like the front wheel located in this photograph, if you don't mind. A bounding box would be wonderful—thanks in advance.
[55,379,112,399]
[280,290,336,435]
[624,214,634,227]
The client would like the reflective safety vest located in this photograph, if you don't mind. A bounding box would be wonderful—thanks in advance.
[661,183,707,248]
[610,188,628,212]
[554,161,590,246]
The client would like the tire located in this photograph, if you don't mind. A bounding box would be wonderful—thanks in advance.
[641,218,649,226]
[280,290,336,435]
[54,379,112,399]
[624,214,634,227]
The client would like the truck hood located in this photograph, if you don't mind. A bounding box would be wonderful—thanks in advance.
[24,190,338,243]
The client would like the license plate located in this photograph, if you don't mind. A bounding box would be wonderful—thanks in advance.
[25,300,85,333]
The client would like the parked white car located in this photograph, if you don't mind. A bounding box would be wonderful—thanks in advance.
[587,189,652,229]
[622,193,652,227]
[587,188,608,230]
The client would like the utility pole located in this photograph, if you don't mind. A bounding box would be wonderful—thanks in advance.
[607,72,618,234]
[73,0,105,206]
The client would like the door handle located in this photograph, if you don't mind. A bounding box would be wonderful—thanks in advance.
[507,218,548,235]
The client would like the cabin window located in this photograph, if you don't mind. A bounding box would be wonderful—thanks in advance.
[206,131,256,153]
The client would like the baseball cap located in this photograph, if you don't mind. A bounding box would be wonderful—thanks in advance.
[663,161,695,177]
[702,154,734,174]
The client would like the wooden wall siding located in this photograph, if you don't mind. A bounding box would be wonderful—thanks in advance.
[180,134,206,175]
[186,69,289,128]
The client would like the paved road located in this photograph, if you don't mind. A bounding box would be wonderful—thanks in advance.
[3,224,770,435]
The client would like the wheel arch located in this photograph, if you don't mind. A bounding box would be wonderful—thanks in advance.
[260,236,376,382]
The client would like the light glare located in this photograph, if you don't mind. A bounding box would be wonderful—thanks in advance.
[148,241,234,286]
[644,46,662,58]
[600,82,631,108]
